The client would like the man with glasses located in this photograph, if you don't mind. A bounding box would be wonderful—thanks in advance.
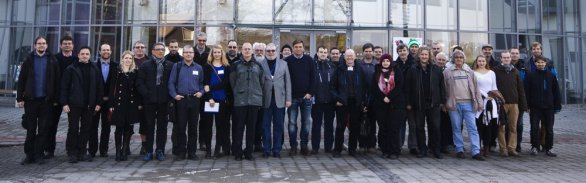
[165,39,184,63]
[137,43,174,161]
[226,40,241,64]
[194,32,210,66]
[17,36,60,165]
[133,41,149,66]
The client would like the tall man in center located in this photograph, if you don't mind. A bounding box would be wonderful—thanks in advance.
[284,39,317,156]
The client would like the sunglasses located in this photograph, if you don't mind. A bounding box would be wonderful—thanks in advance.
[266,50,276,52]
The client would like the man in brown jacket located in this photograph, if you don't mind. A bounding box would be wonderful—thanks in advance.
[493,50,527,157]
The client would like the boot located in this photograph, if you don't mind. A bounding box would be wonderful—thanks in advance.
[121,132,131,161]
[125,133,132,155]
[115,133,122,162]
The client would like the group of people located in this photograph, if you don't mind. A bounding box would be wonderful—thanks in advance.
[17,32,561,165]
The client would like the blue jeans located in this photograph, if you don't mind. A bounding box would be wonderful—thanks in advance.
[263,103,285,154]
[287,98,312,148]
[448,102,481,156]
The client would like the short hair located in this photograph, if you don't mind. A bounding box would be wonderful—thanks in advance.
[100,43,111,51]
[362,43,374,51]
[152,42,165,50]
[435,52,447,60]
[79,46,92,53]
[292,39,304,46]
[510,47,519,51]
[533,55,547,62]
[196,32,207,38]
[373,46,383,51]
[183,44,194,51]
[317,45,327,52]
[531,42,542,49]
[500,50,511,56]
[168,39,179,45]
[253,42,266,50]
[330,47,340,52]
[60,35,73,44]
[472,55,489,70]
[452,45,463,52]
[451,50,466,61]
[396,44,407,53]
[228,40,237,45]
[34,36,46,44]
[432,41,442,46]
[133,40,145,48]
[266,43,277,50]
[281,44,292,52]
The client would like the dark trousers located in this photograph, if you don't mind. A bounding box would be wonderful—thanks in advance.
[200,100,231,154]
[174,97,200,155]
[255,108,264,149]
[359,108,377,149]
[516,111,524,148]
[232,105,260,157]
[114,120,133,151]
[440,111,454,149]
[476,117,498,147]
[263,97,286,154]
[530,108,555,150]
[66,107,94,157]
[23,99,51,158]
[333,98,361,153]
[90,102,111,155]
[45,104,62,154]
[375,106,405,155]
[400,110,418,150]
[415,106,441,153]
[143,103,169,153]
[311,103,335,151]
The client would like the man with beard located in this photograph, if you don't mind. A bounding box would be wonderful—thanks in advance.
[432,42,443,57]
[254,42,267,61]
[482,44,500,68]
[17,36,60,165]
[227,40,241,64]
[330,47,342,66]
[252,42,267,152]
[165,39,184,63]
[133,41,149,66]
[90,43,119,158]
[373,46,383,61]
[407,38,420,62]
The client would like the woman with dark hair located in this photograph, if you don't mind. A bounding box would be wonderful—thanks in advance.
[370,54,405,159]
[109,51,141,161]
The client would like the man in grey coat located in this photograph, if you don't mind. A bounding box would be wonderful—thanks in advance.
[260,43,292,158]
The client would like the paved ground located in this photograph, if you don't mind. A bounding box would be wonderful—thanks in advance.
[1,105,585,182]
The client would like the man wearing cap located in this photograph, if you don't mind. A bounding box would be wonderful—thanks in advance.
[407,38,420,62]
[482,44,500,68]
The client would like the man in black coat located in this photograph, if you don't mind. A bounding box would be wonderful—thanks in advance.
[91,43,119,158]
[136,42,174,161]
[60,46,103,163]
[17,36,61,165]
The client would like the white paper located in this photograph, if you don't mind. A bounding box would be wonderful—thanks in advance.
[204,102,219,112]
[192,71,199,75]
[218,70,224,74]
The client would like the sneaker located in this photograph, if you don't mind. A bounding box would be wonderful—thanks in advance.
[530,147,537,156]
[143,152,153,161]
[156,150,166,161]
[472,154,485,161]
[545,150,557,157]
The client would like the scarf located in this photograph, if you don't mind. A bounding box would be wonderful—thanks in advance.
[378,69,395,95]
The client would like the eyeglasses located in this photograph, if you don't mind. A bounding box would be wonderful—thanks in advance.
[197,39,207,42]
[183,51,194,54]
[266,50,276,52]
[134,46,145,49]
[228,46,237,49]
[154,48,165,51]
[255,49,264,52]
[453,56,464,59]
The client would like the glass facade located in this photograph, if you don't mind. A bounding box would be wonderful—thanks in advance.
[0,0,584,104]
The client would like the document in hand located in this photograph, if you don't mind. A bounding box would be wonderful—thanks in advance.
[204,102,220,112]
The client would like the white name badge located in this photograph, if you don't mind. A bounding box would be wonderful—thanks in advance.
[192,71,199,75]
[218,70,224,74]
[347,67,354,71]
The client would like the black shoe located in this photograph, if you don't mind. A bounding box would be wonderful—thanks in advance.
[254,146,263,153]
[204,151,212,159]
[187,153,199,161]
[472,154,485,161]
[289,147,298,156]
[348,150,356,157]
[409,149,418,155]
[125,146,131,156]
[234,155,243,161]
[389,154,399,159]
[310,150,318,155]
[440,147,449,154]
[433,152,443,159]
[416,152,427,158]
[516,146,521,153]
[545,150,557,157]
[300,147,309,156]
[273,153,281,158]
[84,154,93,162]
[115,149,122,162]
[20,156,34,165]
[244,154,255,161]
[262,153,270,158]
[68,155,78,164]
[332,151,341,158]
[456,152,465,159]
[43,152,55,159]
[90,153,96,158]
[140,146,146,155]
[325,149,332,153]
[174,154,186,161]
[36,156,46,165]
[99,152,108,157]
[199,144,206,151]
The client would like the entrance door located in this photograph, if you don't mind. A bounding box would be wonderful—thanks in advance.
[278,30,347,58]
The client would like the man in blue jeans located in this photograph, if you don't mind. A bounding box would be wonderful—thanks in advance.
[284,39,317,156]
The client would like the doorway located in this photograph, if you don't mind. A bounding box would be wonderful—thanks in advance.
[278,29,347,58]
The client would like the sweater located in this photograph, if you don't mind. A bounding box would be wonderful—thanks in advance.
[285,54,317,98]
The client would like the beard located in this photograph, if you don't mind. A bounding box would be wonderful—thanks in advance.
[255,55,265,61]
[228,50,237,57]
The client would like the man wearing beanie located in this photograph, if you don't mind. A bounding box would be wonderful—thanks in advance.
[407,38,420,62]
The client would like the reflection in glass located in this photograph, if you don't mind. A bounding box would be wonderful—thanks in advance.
[9,27,34,90]
[275,1,311,25]
[426,0,456,30]
[199,0,234,24]
[201,27,234,48]
[314,0,349,26]
[390,0,423,28]
[235,28,272,47]
[354,0,387,26]
[352,30,388,59]
[237,0,272,24]
[0,28,10,90]
[124,26,157,53]
[0,1,10,25]
[316,32,346,54]
[564,37,582,103]
[564,0,579,34]
[94,0,123,24]
[541,0,559,32]
[425,31,457,55]
[160,0,194,24]
[64,1,91,25]
[126,0,159,24]
[488,0,515,32]
[517,0,540,33]
[459,0,487,31]
[12,0,35,25]
[459,33,488,64]
[158,26,195,55]
[93,26,122,60]
[35,0,61,25]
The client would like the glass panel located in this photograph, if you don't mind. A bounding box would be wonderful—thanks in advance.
[564,0,579,34]
[582,38,586,103]
[542,36,564,101]
[459,0,488,31]
[123,26,157,53]
[199,0,234,24]
[390,0,424,28]
[9,27,34,91]
[94,0,123,24]
[542,0,559,33]
[353,0,387,26]
[459,32,488,64]
[36,27,60,54]
[0,1,10,25]
[159,0,194,24]
[92,26,123,60]
[235,27,273,47]
[36,0,61,25]
[280,31,310,55]
[582,0,586,35]
[426,0,457,30]
[314,0,349,26]
[275,0,312,25]
[518,34,541,60]
[0,28,9,90]
[489,0,515,32]
[12,0,35,25]
[64,1,91,25]
[517,0,540,33]
[489,33,515,51]
[125,0,159,24]
[157,26,194,55]
[201,27,235,48]
[316,31,347,54]
[237,0,272,24]
[425,31,457,55]
[351,30,388,59]
[564,37,582,104]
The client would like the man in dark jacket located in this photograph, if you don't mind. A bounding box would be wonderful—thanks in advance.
[358,43,377,152]
[482,44,500,68]
[226,40,241,64]
[17,36,60,165]
[511,47,526,152]
[60,46,103,163]
[493,50,527,157]
[194,32,210,66]
[394,44,418,155]
[136,42,174,161]
[311,46,336,154]
[330,49,368,158]
[230,42,264,161]
[525,56,561,157]
[405,47,446,159]
[91,43,119,158]
[45,35,77,159]
[165,39,184,63]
